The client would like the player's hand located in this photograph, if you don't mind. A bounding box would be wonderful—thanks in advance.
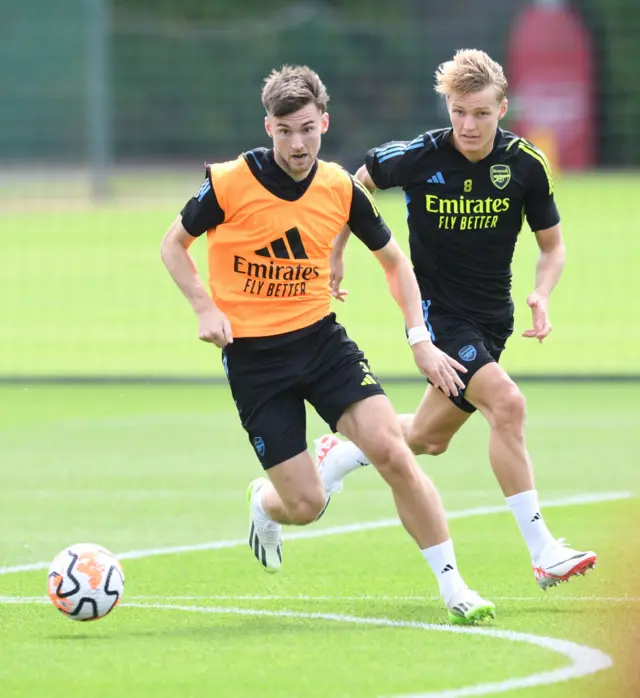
[329,253,346,301]
[411,341,467,397]
[330,286,349,302]
[522,291,552,343]
[197,307,233,348]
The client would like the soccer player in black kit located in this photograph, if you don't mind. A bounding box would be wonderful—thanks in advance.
[315,49,596,589]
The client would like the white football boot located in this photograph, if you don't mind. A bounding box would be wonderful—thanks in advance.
[246,478,282,573]
[314,434,345,495]
[315,433,370,497]
[446,587,496,625]
[533,539,597,590]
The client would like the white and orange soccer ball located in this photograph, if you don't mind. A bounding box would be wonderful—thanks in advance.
[47,543,124,621]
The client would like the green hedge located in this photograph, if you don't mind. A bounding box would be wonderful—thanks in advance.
[579,0,640,165]
[1,0,638,165]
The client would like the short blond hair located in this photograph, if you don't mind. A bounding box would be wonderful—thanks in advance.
[435,49,508,101]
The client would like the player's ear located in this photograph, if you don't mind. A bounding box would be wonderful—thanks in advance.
[264,115,272,137]
[320,112,329,135]
[499,99,508,120]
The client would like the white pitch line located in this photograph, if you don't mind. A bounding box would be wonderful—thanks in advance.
[3,594,639,605]
[0,490,631,576]
[125,603,612,698]
[124,594,640,603]
[0,598,615,696]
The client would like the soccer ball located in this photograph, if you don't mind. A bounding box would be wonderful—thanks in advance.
[47,543,124,621]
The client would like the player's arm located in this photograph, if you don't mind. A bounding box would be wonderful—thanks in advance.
[521,224,566,342]
[333,165,378,255]
[522,148,564,343]
[375,238,466,395]
[355,164,376,193]
[347,179,466,395]
[373,237,427,331]
[160,172,233,347]
[161,218,212,315]
[329,162,383,298]
[533,224,566,298]
[329,225,350,301]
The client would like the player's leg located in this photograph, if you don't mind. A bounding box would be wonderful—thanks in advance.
[223,343,329,574]
[313,307,475,491]
[464,363,533,496]
[246,449,329,574]
[316,383,470,494]
[465,362,596,587]
[258,451,328,526]
[243,400,330,573]
[336,395,448,549]
[336,395,494,624]
[306,320,494,623]
[398,382,472,455]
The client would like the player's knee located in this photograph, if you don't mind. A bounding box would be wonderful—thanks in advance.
[370,437,415,480]
[422,440,450,456]
[287,489,327,525]
[491,385,526,430]
[406,429,449,456]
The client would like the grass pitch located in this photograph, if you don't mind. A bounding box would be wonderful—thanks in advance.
[1,382,638,697]
[1,172,639,377]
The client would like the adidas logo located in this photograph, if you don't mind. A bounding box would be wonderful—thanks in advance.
[531,512,541,523]
[255,227,308,260]
[427,171,445,184]
[360,361,378,387]
[441,564,454,574]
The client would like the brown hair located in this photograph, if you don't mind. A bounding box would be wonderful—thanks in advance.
[261,65,329,117]
[435,49,508,101]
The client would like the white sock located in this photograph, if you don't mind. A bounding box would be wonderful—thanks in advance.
[421,539,467,604]
[506,489,556,560]
[318,439,370,492]
[253,486,268,518]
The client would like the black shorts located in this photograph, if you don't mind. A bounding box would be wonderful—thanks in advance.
[422,300,513,413]
[221,314,385,469]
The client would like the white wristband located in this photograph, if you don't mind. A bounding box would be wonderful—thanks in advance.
[407,326,431,346]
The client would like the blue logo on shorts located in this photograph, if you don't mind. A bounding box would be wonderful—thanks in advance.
[458,344,477,362]
[253,436,265,457]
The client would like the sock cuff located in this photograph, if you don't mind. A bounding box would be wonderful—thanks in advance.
[421,538,453,556]
[254,488,267,517]
[505,489,538,507]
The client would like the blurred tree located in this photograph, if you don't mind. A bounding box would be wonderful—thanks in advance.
[579,0,640,165]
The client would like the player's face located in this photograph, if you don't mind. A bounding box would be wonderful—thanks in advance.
[265,103,329,181]
[447,87,507,162]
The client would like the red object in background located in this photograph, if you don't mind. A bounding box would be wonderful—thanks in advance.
[507,1,595,170]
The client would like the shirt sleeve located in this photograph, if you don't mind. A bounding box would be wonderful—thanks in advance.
[347,176,392,251]
[180,168,225,237]
[523,154,561,233]
[364,141,411,190]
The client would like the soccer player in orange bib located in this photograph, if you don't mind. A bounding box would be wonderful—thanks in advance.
[161,65,495,624]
